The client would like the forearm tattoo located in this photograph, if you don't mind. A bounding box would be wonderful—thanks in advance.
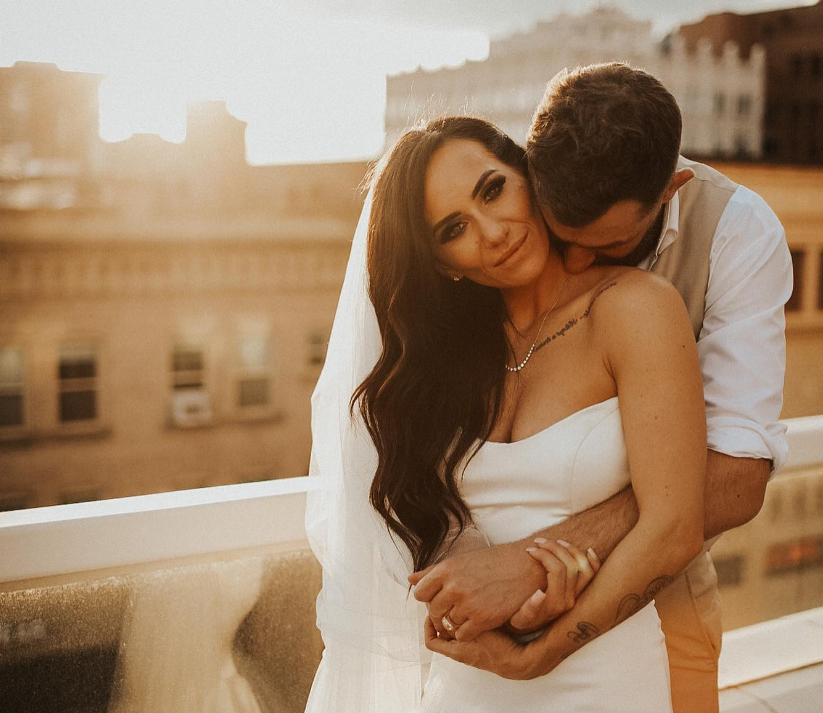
[559,574,674,661]
[613,576,675,625]
[561,621,602,660]
[532,282,617,357]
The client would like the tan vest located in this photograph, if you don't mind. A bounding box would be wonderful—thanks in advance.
[650,160,740,677]
[650,158,739,340]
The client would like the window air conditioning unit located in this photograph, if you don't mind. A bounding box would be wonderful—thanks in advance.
[171,390,212,427]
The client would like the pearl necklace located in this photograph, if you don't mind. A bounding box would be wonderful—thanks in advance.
[505,274,570,373]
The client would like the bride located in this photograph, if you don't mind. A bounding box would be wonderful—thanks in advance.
[305,116,705,711]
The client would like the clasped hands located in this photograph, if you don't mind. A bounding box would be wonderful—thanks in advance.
[408,538,600,679]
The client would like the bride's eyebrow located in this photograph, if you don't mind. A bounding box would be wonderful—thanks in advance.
[472,169,497,199]
[431,211,460,236]
[430,169,499,236]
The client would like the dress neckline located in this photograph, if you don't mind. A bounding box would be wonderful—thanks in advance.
[484,396,619,447]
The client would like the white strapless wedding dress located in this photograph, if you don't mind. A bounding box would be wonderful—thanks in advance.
[420,397,673,713]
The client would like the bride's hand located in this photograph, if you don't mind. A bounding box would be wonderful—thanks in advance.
[506,539,600,634]
[424,617,545,680]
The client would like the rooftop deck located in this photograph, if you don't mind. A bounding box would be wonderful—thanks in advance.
[1,414,822,712]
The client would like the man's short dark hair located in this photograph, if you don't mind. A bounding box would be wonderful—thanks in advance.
[526,62,682,228]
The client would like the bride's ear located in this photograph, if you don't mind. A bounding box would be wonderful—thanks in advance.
[435,262,462,282]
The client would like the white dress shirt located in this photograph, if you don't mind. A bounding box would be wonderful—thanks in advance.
[639,183,792,474]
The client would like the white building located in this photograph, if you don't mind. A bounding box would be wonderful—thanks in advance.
[385,7,765,159]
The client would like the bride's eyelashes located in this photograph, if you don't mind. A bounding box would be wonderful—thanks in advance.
[482,175,506,204]
[440,220,468,244]
[438,176,508,244]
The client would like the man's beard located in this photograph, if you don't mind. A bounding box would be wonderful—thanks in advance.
[593,208,666,268]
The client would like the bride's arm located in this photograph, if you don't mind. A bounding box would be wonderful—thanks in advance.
[425,272,706,678]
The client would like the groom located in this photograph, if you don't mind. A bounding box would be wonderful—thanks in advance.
[410,62,792,713]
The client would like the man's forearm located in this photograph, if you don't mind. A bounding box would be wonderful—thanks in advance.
[526,450,771,560]
[520,486,638,560]
[702,450,770,540]
[418,450,770,639]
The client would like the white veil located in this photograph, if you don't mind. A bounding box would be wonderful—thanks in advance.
[304,187,431,712]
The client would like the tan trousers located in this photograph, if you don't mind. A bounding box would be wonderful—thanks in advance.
[654,550,723,713]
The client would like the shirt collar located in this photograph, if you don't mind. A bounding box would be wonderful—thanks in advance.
[640,170,689,269]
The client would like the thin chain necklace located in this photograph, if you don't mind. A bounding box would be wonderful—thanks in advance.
[505,273,570,373]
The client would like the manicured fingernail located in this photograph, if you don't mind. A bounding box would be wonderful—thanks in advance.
[557,539,572,548]
[530,589,546,604]
[525,547,537,553]
[533,537,547,545]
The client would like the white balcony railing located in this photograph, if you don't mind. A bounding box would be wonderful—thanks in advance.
[1,414,823,712]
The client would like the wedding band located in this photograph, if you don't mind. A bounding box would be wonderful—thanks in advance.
[441,615,457,632]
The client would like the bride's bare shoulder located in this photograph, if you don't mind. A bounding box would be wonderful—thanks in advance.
[582,267,689,333]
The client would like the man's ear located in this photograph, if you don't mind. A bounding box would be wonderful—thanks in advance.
[660,169,694,203]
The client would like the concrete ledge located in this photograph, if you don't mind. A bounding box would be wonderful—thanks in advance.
[720,606,823,713]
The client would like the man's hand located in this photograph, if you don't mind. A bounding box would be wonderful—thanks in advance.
[409,541,545,642]
[423,617,547,680]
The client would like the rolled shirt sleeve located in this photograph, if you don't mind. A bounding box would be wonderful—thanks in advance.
[698,186,792,474]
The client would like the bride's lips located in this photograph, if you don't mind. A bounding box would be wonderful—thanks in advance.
[494,235,527,267]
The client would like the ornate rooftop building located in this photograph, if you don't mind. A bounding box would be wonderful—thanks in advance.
[0,62,103,209]
[385,6,765,160]
[679,0,823,164]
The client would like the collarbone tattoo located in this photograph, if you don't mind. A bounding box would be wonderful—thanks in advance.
[532,281,618,356]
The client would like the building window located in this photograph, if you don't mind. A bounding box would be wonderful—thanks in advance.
[765,101,779,127]
[0,348,26,429]
[791,102,802,128]
[714,555,745,587]
[172,344,206,390]
[170,344,212,427]
[307,330,328,369]
[58,343,99,423]
[810,104,821,160]
[793,485,807,518]
[713,92,726,116]
[766,538,823,576]
[769,488,783,522]
[736,95,752,118]
[236,334,271,409]
[787,250,805,312]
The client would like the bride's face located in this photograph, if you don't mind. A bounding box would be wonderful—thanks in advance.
[424,139,550,289]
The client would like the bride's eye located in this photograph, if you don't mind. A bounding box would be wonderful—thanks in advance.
[440,221,467,244]
[483,176,506,203]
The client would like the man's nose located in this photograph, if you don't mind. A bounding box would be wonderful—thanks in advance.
[564,245,597,274]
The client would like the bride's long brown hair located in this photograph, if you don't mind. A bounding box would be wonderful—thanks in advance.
[353,117,528,572]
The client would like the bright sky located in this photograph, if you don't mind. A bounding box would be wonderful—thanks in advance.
[0,0,488,164]
[0,0,816,165]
